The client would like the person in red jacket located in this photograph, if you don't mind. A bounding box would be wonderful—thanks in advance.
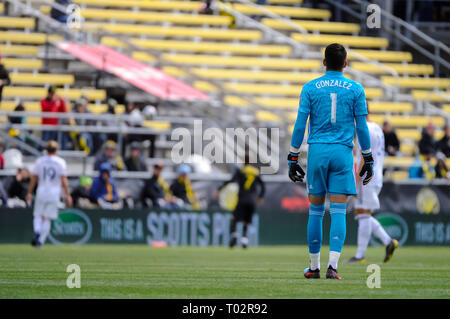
[40,86,67,143]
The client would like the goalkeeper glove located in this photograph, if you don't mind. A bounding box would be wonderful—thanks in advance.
[287,152,305,183]
[359,152,374,185]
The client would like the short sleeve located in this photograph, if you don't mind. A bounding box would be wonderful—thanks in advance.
[59,159,67,176]
[298,84,311,114]
[31,159,40,176]
[354,85,368,116]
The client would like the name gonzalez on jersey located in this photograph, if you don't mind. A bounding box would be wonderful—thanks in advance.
[315,79,353,90]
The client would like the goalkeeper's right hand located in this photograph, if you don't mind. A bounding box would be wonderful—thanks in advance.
[288,152,305,183]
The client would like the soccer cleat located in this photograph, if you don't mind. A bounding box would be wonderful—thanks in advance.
[229,237,237,248]
[241,237,248,249]
[345,256,366,264]
[384,239,399,263]
[303,267,320,279]
[326,266,341,280]
[31,233,40,247]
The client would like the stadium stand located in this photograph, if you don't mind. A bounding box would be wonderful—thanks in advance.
[0,0,448,185]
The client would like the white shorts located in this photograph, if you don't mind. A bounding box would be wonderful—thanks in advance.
[33,200,59,219]
[354,183,382,211]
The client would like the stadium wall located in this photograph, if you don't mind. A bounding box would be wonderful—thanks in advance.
[1,208,449,247]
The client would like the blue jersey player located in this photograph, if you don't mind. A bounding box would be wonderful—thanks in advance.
[288,43,374,280]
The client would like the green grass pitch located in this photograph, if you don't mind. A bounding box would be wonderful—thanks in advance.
[0,244,449,298]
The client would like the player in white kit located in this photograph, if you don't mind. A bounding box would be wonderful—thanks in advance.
[347,120,398,263]
[26,141,72,247]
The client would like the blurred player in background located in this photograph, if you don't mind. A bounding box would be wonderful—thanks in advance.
[213,152,265,249]
[26,141,72,247]
[288,43,374,280]
[347,118,398,264]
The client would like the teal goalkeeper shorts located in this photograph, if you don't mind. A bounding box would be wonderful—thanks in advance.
[306,143,357,197]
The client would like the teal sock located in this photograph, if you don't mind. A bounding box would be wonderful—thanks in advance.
[307,203,325,254]
[329,202,347,253]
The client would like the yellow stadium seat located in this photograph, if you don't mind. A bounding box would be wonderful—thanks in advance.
[370,115,445,127]
[383,156,414,167]
[10,73,74,85]
[191,68,320,82]
[254,97,298,109]
[367,101,413,113]
[0,3,3,13]
[262,18,360,33]
[255,110,282,123]
[224,83,301,95]
[162,53,321,70]
[142,120,171,131]
[228,3,331,19]
[194,81,219,93]
[293,33,389,48]
[412,90,450,102]
[1,101,120,113]
[87,22,262,41]
[0,31,62,44]
[385,170,410,180]
[74,0,202,11]
[1,58,42,70]
[80,8,232,26]
[162,66,187,77]
[347,49,412,62]
[396,129,444,141]
[127,39,292,56]
[400,143,416,155]
[0,17,35,29]
[443,104,450,114]
[0,45,39,56]
[224,95,249,107]
[3,86,106,101]
[351,62,433,75]
[131,51,156,63]
[382,76,450,89]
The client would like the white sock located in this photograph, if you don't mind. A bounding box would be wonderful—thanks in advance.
[370,216,391,246]
[355,215,372,259]
[33,217,42,234]
[39,219,51,244]
[309,252,320,270]
[328,251,341,270]
[241,237,248,245]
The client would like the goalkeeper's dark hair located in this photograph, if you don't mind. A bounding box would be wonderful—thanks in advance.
[325,43,347,71]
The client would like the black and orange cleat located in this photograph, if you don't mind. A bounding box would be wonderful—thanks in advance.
[303,267,320,279]
[326,266,341,280]
[384,239,398,263]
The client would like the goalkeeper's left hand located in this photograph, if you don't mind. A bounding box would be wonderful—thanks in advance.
[287,152,305,183]
[359,152,374,185]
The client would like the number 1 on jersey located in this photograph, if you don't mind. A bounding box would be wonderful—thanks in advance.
[330,93,337,123]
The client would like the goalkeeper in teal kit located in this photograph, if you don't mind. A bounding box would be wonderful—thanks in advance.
[288,43,374,280]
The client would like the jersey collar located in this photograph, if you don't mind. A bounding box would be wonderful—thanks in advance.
[325,70,344,77]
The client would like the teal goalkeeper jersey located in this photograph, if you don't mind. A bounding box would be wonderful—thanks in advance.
[297,70,368,148]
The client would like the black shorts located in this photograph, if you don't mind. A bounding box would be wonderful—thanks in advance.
[232,202,256,223]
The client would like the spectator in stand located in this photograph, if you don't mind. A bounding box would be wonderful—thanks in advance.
[94,140,125,171]
[40,86,68,143]
[99,98,118,146]
[6,167,31,207]
[170,164,200,210]
[382,121,400,156]
[8,103,25,125]
[0,54,11,104]
[71,176,96,208]
[419,122,438,159]
[50,0,72,24]
[141,162,173,208]
[71,98,95,154]
[199,0,213,14]
[125,142,147,171]
[90,162,121,209]
[437,124,450,158]
[0,138,4,169]
[122,101,144,155]
[435,152,448,179]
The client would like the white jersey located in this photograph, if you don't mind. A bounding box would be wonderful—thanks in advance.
[32,155,67,202]
[357,121,384,188]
